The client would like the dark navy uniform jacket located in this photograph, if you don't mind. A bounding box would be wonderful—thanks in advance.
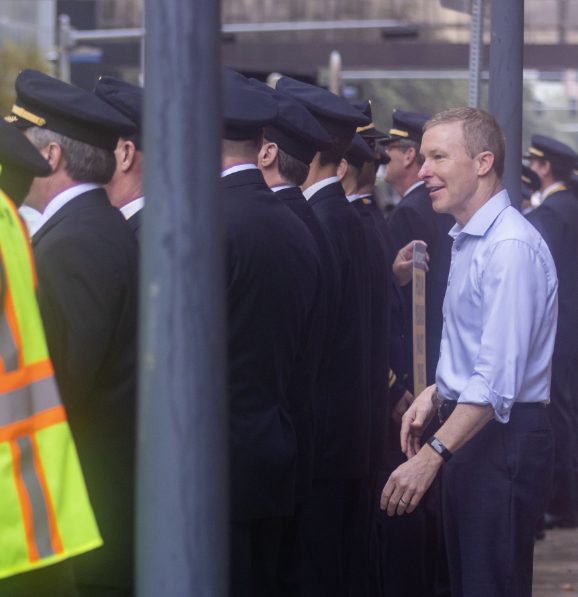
[527,187,578,359]
[32,188,138,592]
[307,181,372,479]
[387,182,453,389]
[274,185,332,504]
[126,209,141,238]
[222,169,320,521]
[350,197,392,472]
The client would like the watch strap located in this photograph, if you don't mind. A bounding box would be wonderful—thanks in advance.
[426,435,452,462]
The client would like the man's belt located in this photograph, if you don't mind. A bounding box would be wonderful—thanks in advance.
[436,397,547,424]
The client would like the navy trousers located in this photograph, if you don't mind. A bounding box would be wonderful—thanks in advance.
[441,404,553,597]
[547,354,578,524]
[299,477,371,597]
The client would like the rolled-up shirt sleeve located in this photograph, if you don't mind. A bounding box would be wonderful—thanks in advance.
[458,239,558,422]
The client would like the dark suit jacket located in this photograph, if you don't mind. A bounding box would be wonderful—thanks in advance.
[126,208,142,238]
[350,198,392,472]
[387,183,453,389]
[527,188,578,358]
[275,186,331,504]
[222,170,320,521]
[32,187,138,593]
[307,182,372,479]
[366,198,409,405]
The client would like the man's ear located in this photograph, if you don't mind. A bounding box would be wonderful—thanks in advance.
[337,158,349,181]
[258,142,278,168]
[476,150,495,176]
[43,142,63,173]
[120,140,137,173]
[404,146,417,168]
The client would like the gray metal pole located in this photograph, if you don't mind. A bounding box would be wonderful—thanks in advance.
[137,1,227,596]
[329,50,342,95]
[468,0,484,108]
[57,14,71,82]
[489,0,524,209]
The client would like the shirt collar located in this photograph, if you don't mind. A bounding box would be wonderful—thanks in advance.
[403,180,425,197]
[449,189,511,240]
[120,196,145,220]
[302,176,340,201]
[346,193,371,203]
[271,184,295,192]
[541,181,567,201]
[220,163,258,178]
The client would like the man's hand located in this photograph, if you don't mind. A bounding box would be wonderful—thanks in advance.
[391,390,414,424]
[392,240,429,287]
[400,384,437,458]
[380,447,442,516]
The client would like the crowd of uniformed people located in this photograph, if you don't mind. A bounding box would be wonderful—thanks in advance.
[0,64,576,597]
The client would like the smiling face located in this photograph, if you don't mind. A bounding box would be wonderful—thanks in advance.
[418,121,483,225]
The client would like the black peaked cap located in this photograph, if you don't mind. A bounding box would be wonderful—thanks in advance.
[94,76,143,148]
[249,79,331,164]
[0,118,50,178]
[350,99,388,139]
[0,117,51,204]
[384,109,430,144]
[524,134,578,167]
[276,76,369,138]
[521,164,541,192]
[5,69,136,151]
[223,69,277,140]
[345,133,375,169]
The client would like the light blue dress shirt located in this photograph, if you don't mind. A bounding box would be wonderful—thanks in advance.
[436,190,558,423]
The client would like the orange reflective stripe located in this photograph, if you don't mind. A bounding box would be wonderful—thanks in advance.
[0,360,54,394]
[10,439,39,562]
[0,405,67,443]
[29,433,64,555]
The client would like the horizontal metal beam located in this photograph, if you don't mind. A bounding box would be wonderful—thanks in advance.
[223,41,578,76]
[341,69,542,80]
[65,19,417,45]
[70,27,145,42]
[222,19,416,33]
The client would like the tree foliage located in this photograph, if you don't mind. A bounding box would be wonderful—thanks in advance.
[0,41,49,115]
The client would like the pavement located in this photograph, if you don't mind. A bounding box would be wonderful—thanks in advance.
[534,528,578,596]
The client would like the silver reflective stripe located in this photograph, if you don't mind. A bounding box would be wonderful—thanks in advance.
[0,310,18,372]
[16,435,54,558]
[0,377,61,427]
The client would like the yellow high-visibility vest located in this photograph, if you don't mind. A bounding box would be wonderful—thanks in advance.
[0,189,102,580]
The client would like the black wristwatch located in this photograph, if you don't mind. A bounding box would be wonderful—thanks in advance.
[426,435,453,462]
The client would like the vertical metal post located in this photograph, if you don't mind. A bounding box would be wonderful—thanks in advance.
[559,0,568,45]
[137,0,227,596]
[58,14,71,83]
[329,50,342,95]
[468,0,484,108]
[139,34,145,86]
[489,0,524,209]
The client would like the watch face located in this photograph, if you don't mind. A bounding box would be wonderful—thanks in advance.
[430,437,444,454]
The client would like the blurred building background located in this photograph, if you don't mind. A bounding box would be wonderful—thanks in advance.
[0,0,577,148]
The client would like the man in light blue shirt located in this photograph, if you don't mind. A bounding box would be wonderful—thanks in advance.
[380,107,557,597]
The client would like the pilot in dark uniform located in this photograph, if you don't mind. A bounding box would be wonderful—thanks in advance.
[253,78,334,594]
[526,134,578,530]
[94,76,144,237]
[221,69,321,597]
[275,76,373,597]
